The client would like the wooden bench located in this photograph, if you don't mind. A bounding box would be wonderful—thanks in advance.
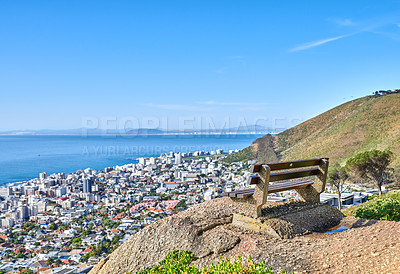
[223,158,329,217]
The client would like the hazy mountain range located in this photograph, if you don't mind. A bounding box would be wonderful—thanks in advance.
[0,125,274,135]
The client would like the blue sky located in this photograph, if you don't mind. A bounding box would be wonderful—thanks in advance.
[1,0,400,131]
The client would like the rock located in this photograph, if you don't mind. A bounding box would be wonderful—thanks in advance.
[90,198,322,273]
[89,198,400,274]
[232,202,344,239]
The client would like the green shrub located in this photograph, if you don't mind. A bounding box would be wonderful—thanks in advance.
[137,250,200,274]
[355,198,400,221]
[205,257,276,274]
[136,250,287,274]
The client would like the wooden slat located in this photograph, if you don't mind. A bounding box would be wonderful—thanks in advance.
[224,180,313,198]
[223,188,254,198]
[230,188,254,194]
[270,181,314,191]
[268,181,313,193]
[237,192,254,198]
[250,167,321,185]
[249,175,260,185]
[251,158,325,172]
[269,167,320,182]
[268,158,324,171]
[229,192,237,198]
[250,165,261,173]
[268,180,313,188]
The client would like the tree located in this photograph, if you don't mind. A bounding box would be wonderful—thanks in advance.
[345,150,393,195]
[55,259,63,267]
[72,237,81,244]
[328,166,349,210]
[49,222,58,230]
[393,171,400,189]
[46,257,54,266]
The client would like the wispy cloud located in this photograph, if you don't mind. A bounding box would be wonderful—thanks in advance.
[236,106,266,112]
[291,15,400,53]
[199,101,241,106]
[148,101,268,112]
[147,104,210,111]
[370,30,400,42]
[215,68,226,74]
[229,55,245,59]
[289,34,350,52]
[200,101,268,112]
[328,18,355,26]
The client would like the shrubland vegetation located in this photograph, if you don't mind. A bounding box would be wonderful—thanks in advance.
[354,198,400,221]
[343,191,400,221]
[224,146,254,164]
[136,250,289,274]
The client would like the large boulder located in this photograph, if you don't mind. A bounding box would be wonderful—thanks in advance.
[90,198,344,273]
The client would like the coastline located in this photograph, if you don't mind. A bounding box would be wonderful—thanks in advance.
[1,151,228,188]
[0,132,275,136]
[0,134,261,187]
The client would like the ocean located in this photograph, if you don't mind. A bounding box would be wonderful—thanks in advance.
[0,134,262,186]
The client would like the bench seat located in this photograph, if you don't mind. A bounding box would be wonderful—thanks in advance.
[223,180,314,199]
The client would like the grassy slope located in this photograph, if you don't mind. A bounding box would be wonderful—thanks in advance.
[275,93,400,168]
[226,93,400,169]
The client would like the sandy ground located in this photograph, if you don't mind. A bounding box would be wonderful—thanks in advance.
[236,217,400,273]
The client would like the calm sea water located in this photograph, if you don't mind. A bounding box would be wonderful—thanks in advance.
[0,134,262,185]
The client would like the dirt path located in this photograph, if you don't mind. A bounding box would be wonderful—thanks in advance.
[302,217,400,273]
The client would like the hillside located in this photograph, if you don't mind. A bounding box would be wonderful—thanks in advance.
[225,93,400,169]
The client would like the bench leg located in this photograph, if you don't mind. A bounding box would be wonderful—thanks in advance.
[295,159,329,203]
[253,165,270,217]
[295,187,320,203]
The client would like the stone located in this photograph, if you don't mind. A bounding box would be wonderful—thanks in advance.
[89,198,400,274]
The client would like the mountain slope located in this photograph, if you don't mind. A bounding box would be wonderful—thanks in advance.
[225,93,400,169]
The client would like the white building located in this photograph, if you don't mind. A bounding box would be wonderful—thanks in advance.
[175,153,182,165]
[39,172,47,181]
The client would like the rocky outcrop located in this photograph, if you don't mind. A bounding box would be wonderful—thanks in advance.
[223,134,279,164]
[232,202,344,239]
[252,134,280,163]
[90,198,345,273]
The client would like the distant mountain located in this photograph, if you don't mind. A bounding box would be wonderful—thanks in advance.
[0,128,86,135]
[226,125,271,133]
[125,128,164,135]
[0,125,272,136]
[0,128,111,135]
[225,93,400,170]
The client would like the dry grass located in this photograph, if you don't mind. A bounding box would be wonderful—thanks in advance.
[227,93,400,171]
[274,93,400,169]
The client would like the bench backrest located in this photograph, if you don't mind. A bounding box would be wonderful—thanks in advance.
[249,158,328,185]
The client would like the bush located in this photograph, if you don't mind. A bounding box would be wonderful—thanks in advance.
[137,250,200,274]
[136,250,287,274]
[355,198,400,221]
[49,222,58,230]
[205,257,275,274]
